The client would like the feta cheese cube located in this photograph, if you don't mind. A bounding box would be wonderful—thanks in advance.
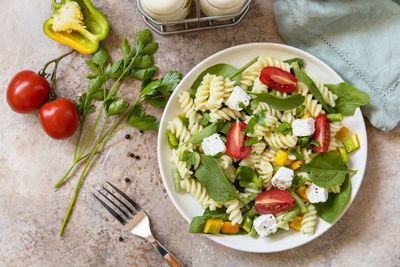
[271,166,294,190]
[306,183,329,203]
[291,118,315,137]
[225,86,251,111]
[201,133,226,156]
[253,214,278,237]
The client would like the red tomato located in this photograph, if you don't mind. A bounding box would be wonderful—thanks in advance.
[259,66,298,93]
[226,121,251,160]
[312,114,331,154]
[39,98,79,139]
[6,70,50,113]
[254,190,294,214]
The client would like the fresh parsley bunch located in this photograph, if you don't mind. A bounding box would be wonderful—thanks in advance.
[55,29,181,236]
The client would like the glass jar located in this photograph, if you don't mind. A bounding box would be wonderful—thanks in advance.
[140,0,191,22]
[200,0,247,17]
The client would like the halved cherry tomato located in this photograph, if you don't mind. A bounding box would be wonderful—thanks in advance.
[226,121,251,160]
[312,114,331,154]
[7,70,50,113]
[254,190,294,214]
[259,66,298,93]
[39,98,79,139]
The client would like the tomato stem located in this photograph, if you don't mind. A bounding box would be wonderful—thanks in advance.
[38,50,75,101]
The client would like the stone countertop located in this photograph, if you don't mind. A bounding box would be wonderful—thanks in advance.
[0,0,399,266]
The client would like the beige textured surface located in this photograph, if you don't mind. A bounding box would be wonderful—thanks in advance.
[0,0,399,266]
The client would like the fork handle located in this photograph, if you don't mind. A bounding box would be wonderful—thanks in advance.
[152,239,183,267]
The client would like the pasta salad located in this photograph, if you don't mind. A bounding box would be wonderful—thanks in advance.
[165,56,369,238]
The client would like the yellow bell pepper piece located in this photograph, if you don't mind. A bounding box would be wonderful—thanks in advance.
[296,185,309,202]
[203,219,224,234]
[289,216,303,231]
[289,160,304,170]
[221,221,240,234]
[301,112,312,119]
[273,150,288,166]
[335,126,349,142]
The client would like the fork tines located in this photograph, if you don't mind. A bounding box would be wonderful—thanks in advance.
[93,182,141,225]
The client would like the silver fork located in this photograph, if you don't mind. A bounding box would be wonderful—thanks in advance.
[93,182,183,267]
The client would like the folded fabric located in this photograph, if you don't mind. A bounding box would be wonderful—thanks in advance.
[274,0,400,131]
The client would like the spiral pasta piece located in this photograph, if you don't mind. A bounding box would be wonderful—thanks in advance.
[180,178,223,210]
[252,77,269,94]
[225,199,243,225]
[330,122,343,136]
[312,78,338,107]
[179,92,203,136]
[240,56,291,90]
[328,184,341,193]
[240,143,266,167]
[207,75,225,111]
[265,133,298,150]
[209,108,244,122]
[301,204,317,234]
[217,155,236,182]
[295,146,314,163]
[328,137,343,152]
[167,117,191,143]
[281,109,296,124]
[253,102,282,119]
[255,159,273,189]
[194,73,213,111]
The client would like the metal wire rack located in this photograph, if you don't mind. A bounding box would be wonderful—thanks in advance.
[136,0,254,35]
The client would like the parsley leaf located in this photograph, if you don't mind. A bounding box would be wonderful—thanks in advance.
[310,140,320,148]
[179,150,196,169]
[299,136,311,148]
[289,148,304,161]
[244,110,266,134]
[126,105,159,130]
[295,105,305,119]
[199,112,211,126]
[291,175,307,189]
[273,122,292,135]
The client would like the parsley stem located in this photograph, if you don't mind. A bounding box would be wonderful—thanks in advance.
[73,123,84,161]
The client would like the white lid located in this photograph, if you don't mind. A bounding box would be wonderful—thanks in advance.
[207,0,245,9]
[141,0,187,15]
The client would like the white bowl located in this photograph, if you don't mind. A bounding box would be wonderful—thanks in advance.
[157,43,367,253]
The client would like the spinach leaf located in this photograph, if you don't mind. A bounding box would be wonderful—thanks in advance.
[189,216,207,233]
[300,153,357,188]
[326,83,370,116]
[252,93,305,111]
[199,112,211,126]
[236,166,255,181]
[314,177,351,223]
[295,105,305,119]
[203,207,230,220]
[292,62,336,113]
[273,122,292,135]
[284,57,304,69]
[189,122,218,144]
[244,137,259,146]
[220,121,233,135]
[194,155,237,202]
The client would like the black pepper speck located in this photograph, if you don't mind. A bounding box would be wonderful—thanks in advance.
[129,153,135,158]
[135,155,140,160]
[119,237,124,242]
[125,134,131,139]
[125,177,131,183]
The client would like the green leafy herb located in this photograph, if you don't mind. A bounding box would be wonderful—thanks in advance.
[189,216,207,233]
[244,137,259,146]
[310,140,320,148]
[203,207,230,220]
[326,83,370,116]
[314,177,351,223]
[127,105,159,130]
[292,62,335,113]
[141,71,181,96]
[179,150,196,169]
[194,155,237,202]
[199,112,211,126]
[236,166,255,181]
[273,122,292,135]
[299,136,311,148]
[300,153,357,188]
[177,113,189,128]
[244,110,266,134]
[289,148,304,161]
[284,57,304,69]
[251,93,305,111]
[189,122,219,144]
[291,175,307,189]
[236,166,263,190]
[106,97,129,116]
[295,105,305,119]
